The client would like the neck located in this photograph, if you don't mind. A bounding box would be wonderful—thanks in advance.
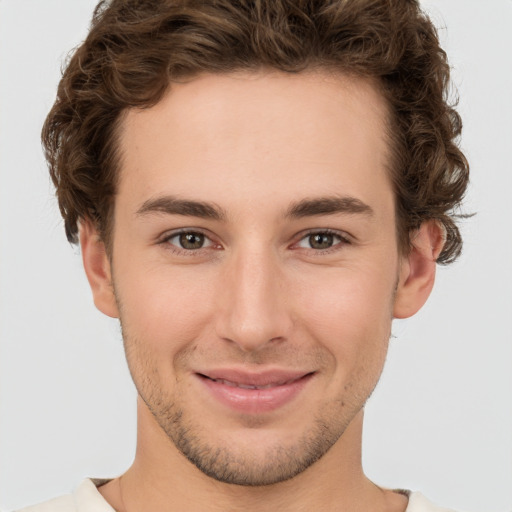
[99,398,406,512]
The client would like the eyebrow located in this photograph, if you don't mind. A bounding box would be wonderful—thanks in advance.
[135,194,373,221]
[286,196,374,219]
[136,196,226,221]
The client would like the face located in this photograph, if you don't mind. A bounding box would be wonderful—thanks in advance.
[102,71,405,485]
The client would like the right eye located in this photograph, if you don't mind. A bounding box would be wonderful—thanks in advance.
[162,231,215,251]
[303,232,337,250]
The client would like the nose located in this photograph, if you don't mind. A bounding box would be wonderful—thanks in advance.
[215,247,293,352]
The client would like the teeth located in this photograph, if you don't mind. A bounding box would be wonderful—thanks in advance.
[238,383,260,390]
[213,378,293,389]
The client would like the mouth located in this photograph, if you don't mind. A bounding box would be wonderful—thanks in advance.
[201,375,306,390]
[195,370,315,414]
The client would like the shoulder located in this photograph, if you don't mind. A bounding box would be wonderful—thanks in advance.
[406,492,464,512]
[13,479,114,512]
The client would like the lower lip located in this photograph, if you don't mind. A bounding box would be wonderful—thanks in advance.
[197,374,313,414]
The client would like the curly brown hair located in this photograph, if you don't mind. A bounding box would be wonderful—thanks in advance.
[42,0,469,263]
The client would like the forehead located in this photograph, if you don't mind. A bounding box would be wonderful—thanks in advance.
[117,70,393,218]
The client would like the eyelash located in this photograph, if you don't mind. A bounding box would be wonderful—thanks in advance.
[158,229,218,256]
[293,229,351,254]
[158,228,351,255]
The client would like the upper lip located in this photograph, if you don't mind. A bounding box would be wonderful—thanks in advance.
[196,368,313,387]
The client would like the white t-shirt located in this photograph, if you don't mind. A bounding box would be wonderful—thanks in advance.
[13,479,460,512]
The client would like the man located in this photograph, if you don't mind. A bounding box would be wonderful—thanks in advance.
[18,0,469,510]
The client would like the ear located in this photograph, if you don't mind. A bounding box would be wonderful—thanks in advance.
[393,220,445,319]
[79,219,119,318]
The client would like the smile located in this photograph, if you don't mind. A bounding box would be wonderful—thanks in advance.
[195,370,314,414]
[206,376,302,390]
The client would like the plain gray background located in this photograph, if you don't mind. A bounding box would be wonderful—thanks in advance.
[0,1,511,510]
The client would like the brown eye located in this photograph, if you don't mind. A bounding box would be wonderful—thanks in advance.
[296,231,348,252]
[308,233,335,249]
[179,232,205,249]
[163,230,216,253]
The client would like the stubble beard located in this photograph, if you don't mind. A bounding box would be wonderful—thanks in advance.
[122,331,379,488]
[115,277,395,487]
[140,386,353,486]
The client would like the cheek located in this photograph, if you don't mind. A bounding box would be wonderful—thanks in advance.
[113,258,218,352]
[293,265,395,359]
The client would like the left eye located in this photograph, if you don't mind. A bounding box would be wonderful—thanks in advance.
[166,231,213,250]
[296,232,345,250]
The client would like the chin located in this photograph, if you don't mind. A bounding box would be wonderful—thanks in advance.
[148,396,353,486]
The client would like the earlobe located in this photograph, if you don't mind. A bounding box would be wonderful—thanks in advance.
[393,220,445,319]
[79,219,119,318]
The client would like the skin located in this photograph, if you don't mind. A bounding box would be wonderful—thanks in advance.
[81,70,444,511]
